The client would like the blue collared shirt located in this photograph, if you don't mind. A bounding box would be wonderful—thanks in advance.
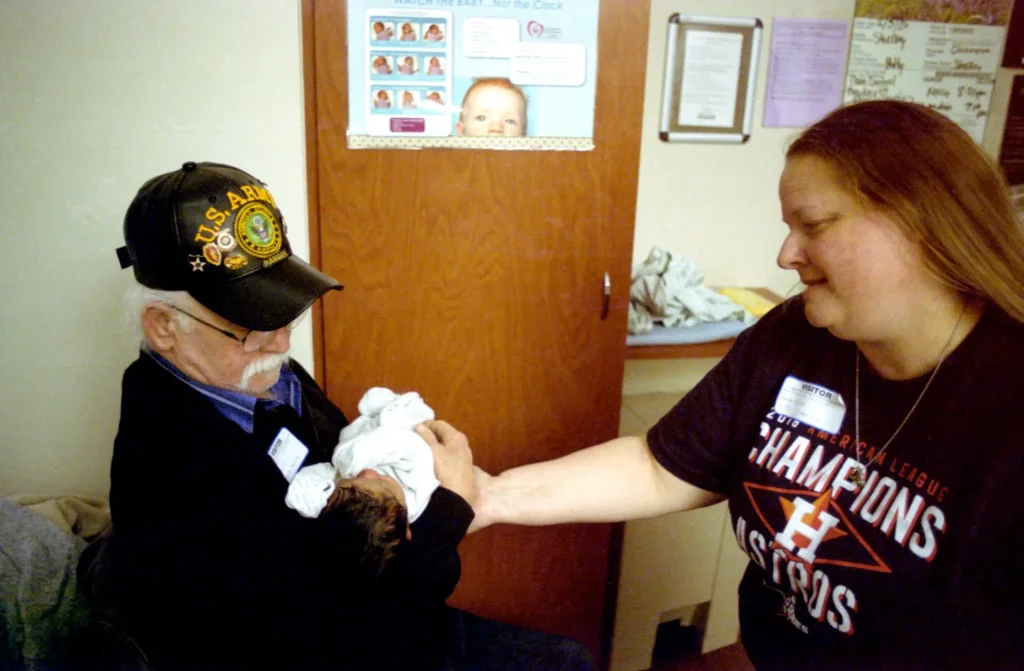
[145,350,302,434]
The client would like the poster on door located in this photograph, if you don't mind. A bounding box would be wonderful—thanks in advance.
[842,0,1014,144]
[346,0,599,151]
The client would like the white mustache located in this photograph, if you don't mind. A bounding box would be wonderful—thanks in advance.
[237,352,291,391]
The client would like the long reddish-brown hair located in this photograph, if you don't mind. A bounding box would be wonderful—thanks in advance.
[787,100,1024,322]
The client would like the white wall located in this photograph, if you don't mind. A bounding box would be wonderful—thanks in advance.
[0,0,311,497]
[633,0,1020,297]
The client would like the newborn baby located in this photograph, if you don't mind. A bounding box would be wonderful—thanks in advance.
[286,387,439,522]
[285,388,441,575]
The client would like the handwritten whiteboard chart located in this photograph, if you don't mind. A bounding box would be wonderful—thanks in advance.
[842,1,1013,144]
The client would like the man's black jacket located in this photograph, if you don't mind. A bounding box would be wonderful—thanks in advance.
[99,353,473,670]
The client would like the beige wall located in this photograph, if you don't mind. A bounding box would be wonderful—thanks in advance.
[0,0,311,496]
[633,0,1022,297]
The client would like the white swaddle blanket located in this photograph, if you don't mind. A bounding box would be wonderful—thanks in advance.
[284,388,440,522]
[628,247,755,335]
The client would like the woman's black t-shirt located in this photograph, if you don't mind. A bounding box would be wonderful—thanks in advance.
[648,299,1024,670]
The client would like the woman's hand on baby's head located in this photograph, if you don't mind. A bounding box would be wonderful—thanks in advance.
[415,420,466,452]
[416,420,476,503]
[416,421,496,531]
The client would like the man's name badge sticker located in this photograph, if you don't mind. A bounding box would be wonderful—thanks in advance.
[774,376,846,434]
[268,427,309,482]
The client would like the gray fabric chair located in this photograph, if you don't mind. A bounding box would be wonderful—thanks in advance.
[1,499,151,671]
[0,498,90,669]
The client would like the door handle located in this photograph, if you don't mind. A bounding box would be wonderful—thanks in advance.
[602,272,611,321]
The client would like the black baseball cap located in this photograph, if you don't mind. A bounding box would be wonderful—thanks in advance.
[117,161,341,331]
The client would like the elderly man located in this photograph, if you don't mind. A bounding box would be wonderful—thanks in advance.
[92,162,593,671]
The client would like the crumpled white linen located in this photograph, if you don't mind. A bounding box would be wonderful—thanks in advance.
[628,247,754,335]
[284,388,439,522]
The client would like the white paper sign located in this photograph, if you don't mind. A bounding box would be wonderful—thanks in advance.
[462,17,520,58]
[511,42,586,87]
[678,30,743,127]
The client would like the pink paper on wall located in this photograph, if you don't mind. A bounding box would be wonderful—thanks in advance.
[764,18,850,128]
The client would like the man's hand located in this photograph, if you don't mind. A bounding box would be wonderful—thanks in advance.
[415,420,476,505]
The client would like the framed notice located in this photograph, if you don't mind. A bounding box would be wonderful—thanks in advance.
[659,14,763,143]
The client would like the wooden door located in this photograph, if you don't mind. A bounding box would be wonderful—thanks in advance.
[304,0,650,661]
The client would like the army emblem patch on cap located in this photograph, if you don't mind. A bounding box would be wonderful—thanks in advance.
[215,231,237,253]
[203,242,223,266]
[235,202,282,259]
[224,254,249,270]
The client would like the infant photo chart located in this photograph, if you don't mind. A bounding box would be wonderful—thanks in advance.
[350,1,598,150]
[365,9,454,137]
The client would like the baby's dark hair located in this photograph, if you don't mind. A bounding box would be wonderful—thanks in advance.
[320,483,409,577]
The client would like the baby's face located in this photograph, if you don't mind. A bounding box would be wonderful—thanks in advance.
[464,88,528,138]
[459,86,525,137]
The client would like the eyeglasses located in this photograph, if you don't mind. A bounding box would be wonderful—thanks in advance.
[163,304,307,353]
